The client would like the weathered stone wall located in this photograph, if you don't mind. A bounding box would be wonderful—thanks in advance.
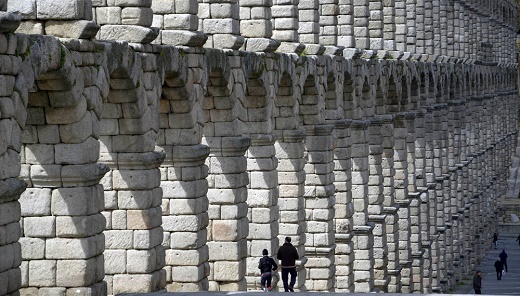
[0,0,518,295]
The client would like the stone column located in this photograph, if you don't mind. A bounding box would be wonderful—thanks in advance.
[197,0,244,49]
[415,0,424,54]
[8,0,98,39]
[353,0,370,49]
[404,112,423,293]
[406,0,417,54]
[303,125,335,291]
[338,0,354,49]
[160,144,210,291]
[275,130,307,291]
[298,0,324,54]
[93,0,157,43]
[350,120,374,293]
[369,0,383,50]
[380,114,400,293]
[439,0,447,56]
[333,120,354,292]
[239,0,280,52]
[151,0,207,46]
[319,0,342,54]
[392,113,411,292]
[0,27,25,296]
[245,134,280,291]
[205,136,249,291]
[272,0,304,53]
[431,0,440,55]
[367,117,388,292]
[383,0,396,50]
[395,0,407,52]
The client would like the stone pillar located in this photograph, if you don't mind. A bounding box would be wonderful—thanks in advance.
[415,0,424,54]
[197,0,244,49]
[0,27,25,296]
[439,0,447,56]
[205,136,250,291]
[431,0,440,55]
[275,130,307,291]
[392,113,411,292]
[381,0,395,51]
[333,120,354,292]
[380,114,401,293]
[367,117,388,292]
[151,0,207,46]
[406,0,417,54]
[319,0,342,54]
[93,0,157,43]
[338,0,354,49]
[245,134,280,291]
[298,0,324,54]
[350,120,374,293]
[239,0,280,52]
[8,0,98,39]
[369,0,383,50]
[303,125,335,291]
[395,0,407,52]
[160,144,210,291]
[353,0,370,49]
[272,0,304,53]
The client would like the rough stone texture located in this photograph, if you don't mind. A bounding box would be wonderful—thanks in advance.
[0,1,519,295]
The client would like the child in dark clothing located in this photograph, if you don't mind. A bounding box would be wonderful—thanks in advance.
[258,249,278,292]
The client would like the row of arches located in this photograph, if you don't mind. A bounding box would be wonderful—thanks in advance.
[0,32,517,295]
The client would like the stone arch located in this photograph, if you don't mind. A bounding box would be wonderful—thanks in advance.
[419,71,428,107]
[360,76,373,118]
[18,36,108,295]
[387,75,399,114]
[299,74,323,125]
[375,77,386,115]
[324,71,341,120]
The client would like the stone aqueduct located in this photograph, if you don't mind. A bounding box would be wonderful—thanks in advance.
[0,0,519,295]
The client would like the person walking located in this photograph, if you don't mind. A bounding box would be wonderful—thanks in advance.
[493,233,498,249]
[258,249,278,292]
[516,233,520,247]
[494,258,504,280]
[499,249,508,272]
[277,237,299,292]
[473,270,483,294]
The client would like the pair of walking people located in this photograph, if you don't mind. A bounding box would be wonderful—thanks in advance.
[258,237,299,292]
[494,249,508,280]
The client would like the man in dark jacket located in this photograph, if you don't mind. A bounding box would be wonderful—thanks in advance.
[277,237,299,292]
[494,258,504,280]
[258,249,278,292]
[499,249,508,272]
[473,270,482,294]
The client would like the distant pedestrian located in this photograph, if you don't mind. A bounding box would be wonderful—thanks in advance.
[277,237,299,292]
[258,249,278,292]
[494,259,504,280]
[499,249,508,272]
[516,234,520,247]
[473,270,482,294]
[493,233,498,249]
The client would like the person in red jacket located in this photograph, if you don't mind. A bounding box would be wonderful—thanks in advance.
[277,237,299,292]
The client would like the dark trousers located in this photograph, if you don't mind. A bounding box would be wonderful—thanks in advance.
[260,272,272,290]
[496,270,502,280]
[502,261,508,272]
[474,289,481,294]
[281,267,297,292]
